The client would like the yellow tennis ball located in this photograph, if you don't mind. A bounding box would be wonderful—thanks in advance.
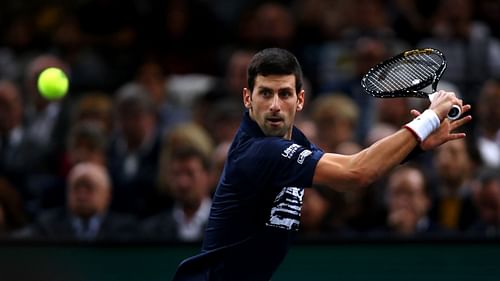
[37,67,69,100]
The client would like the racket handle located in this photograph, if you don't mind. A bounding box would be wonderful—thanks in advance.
[428,92,462,120]
[448,105,461,120]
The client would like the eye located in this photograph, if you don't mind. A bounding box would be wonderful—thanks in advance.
[259,89,273,98]
[279,90,293,99]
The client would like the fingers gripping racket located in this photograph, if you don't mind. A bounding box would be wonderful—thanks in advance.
[361,48,461,120]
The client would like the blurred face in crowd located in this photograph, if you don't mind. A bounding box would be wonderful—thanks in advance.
[226,51,254,96]
[244,74,304,139]
[68,163,111,219]
[387,167,430,234]
[117,102,156,149]
[476,179,500,225]
[376,98,411,127]
[253,3,294,47]
[136,62,165,105]
[315,113,355,152]
[435,139,471,187]
[0,81,23,135]
[75,94,114,135]
[478,81,500,135]
[354,37,387,77]
[168,155,210,209]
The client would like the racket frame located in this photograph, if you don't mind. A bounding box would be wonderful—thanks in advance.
[361,48,446,98]
[361,48,461,120]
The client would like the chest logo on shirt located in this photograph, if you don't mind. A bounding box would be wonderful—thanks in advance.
[266,187,304,231]
[281,144,301,159]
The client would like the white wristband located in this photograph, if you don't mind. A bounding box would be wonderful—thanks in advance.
[404,110,440,142]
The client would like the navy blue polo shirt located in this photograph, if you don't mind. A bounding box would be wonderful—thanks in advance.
[173,112,324,281]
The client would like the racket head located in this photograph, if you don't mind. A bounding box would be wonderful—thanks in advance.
[361,48,447,99]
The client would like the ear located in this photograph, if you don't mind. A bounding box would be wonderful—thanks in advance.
[296,89,305,112]
[243,88,252,109]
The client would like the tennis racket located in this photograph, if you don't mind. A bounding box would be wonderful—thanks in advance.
[361,48,461,120]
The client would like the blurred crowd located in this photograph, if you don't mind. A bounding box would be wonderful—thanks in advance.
[0,0,499,242]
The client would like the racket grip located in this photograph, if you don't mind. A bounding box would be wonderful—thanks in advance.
[447,105,461,120]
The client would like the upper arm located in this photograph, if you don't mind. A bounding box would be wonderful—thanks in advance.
[312,153,363,192]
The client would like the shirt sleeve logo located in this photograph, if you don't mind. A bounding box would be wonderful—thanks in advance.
[297,150,312,164]
[281,144,301,159]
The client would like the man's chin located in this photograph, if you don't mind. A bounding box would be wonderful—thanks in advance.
[262,126,287,138]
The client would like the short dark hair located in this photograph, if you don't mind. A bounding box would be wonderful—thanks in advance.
[247,48,303,92]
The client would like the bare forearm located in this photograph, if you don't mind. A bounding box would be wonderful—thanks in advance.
[313,129,418,191]
[349,129,418,185]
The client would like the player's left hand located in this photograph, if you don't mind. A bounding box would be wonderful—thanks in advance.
[411,104,472,151]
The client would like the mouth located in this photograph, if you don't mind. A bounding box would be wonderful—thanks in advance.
[266,116,284,126]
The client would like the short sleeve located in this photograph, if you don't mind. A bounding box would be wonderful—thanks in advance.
[253,138,324,189]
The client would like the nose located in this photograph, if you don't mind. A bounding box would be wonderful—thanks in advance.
[270,94,280,113]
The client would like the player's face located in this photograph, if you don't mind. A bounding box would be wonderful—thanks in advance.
[243,74,304,139]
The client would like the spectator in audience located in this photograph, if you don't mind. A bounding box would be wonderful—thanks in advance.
[430,138,478,231]
[142,147,212,242]
[205,99,243,144]
[375,98,414,131]
[209,141,231,193]
[134,61,190,134]
[469,168,500,237]
[237,2,296,51]
[26,162,136,241]
[310,94,359,153]
[476,0,500,38]
[206,49,255,102]
[0,178,27,236]
[0,80,31,189]
[319,37,388,143]
[62,122,108,177]
[23,54,71,175]
[299,185,347,238]
[107,83,162,217]
[43,122,109,210]
[380,164,442,237]
[474,79,500,168]
[71,92,114,137]
[418,0,500,103]
[0,79,57,216]
[158,122,214,197]
[194,49,253,137]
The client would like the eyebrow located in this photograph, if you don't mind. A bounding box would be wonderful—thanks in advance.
[257,86,294,92]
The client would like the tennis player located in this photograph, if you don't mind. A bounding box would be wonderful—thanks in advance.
[172,48,470,281]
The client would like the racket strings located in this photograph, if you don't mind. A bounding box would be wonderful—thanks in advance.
[365,54,443,94]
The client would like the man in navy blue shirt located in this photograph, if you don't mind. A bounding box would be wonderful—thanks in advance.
[173,48,471,281]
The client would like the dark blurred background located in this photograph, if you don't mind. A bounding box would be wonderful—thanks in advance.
[0,0,499,280]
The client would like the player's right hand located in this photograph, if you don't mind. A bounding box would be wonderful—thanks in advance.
[429,90,463,121]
